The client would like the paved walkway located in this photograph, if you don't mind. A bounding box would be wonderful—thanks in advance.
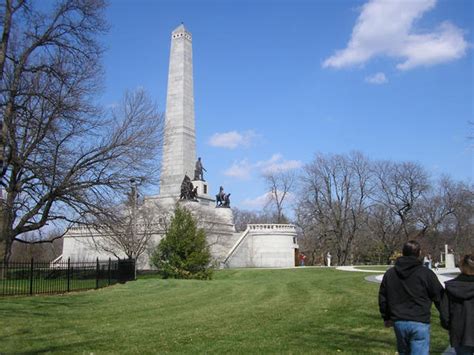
[336,265,459,285]
[336,265,386,273]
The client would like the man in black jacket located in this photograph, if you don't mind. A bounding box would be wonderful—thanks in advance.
[440,254,474,354]
[379,240,444,355]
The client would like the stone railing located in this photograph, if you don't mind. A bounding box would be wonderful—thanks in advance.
[247,224,297,232]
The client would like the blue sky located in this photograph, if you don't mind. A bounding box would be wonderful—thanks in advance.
[101,0,473,211]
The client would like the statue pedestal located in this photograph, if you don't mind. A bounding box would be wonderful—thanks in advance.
[192,180,214,206]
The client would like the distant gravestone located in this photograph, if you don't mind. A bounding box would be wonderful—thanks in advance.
[327,252,332,267]
[445,254,455,269]
[444,244,455,269]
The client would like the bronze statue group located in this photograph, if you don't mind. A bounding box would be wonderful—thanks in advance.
[179,158,231,208]
[179,175,198,200]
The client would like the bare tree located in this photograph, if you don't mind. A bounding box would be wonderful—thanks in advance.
[297,152,372,265]
[294,207,329,266]
[415,177,456,238]
[262,170,296,223]
[0,1,163,263]
[371,161,429,242]
[10,229,63,262]
[437,180,474,255]
[90,196,166,263]
[362,161,430,263]
[296,150,470,265]
[232,207,274,232]
[365,203,402,263]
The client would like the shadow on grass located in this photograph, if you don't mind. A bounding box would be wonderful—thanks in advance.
[0,297,90,319]
[11,340,99,354]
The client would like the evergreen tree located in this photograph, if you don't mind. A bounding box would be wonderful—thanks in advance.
[151,205,212,280]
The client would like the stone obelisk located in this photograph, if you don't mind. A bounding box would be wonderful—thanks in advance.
[159,24,196,198]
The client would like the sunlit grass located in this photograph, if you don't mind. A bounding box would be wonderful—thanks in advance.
[0,268,448,354]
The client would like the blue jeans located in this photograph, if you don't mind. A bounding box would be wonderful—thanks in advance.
[393,321,430,355]
[455,345,474,355]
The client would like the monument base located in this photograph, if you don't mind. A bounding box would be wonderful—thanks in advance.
[61,196,298,270]
[223,224,298,268]
[191,180,214,205]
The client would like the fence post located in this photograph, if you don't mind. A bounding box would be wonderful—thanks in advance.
[67,257,71,292]
[95,257,99,289]
[29,258,34,295]
[108,258,111,286]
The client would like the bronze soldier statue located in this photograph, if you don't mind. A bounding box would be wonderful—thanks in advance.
[216,187,230,208]
[180,175,193,200]
[222,193,231,208]
[194,157,207,181]
[216,186,225,207]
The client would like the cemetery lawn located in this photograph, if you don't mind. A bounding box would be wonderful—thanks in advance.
[0,268,448,354]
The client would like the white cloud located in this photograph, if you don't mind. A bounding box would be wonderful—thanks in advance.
[241,192,272,209]
[223,159,252,180]
[208,130,258,149]
[223,154,303,181]
[241,191,297,210]
[323,0,467,71]
[396,22,468,70]
[256,154,303,174]
[365,72,388,84]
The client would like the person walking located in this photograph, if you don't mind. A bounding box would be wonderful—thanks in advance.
[440,254,474,355]
[299,253,306,267]
[379,240,444,355]
[423,254,430,268]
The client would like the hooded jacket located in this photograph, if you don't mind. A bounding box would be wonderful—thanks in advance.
[440,274,474,347]
[379,256,444,324]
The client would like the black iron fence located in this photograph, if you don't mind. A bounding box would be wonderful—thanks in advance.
[0,258,135,296]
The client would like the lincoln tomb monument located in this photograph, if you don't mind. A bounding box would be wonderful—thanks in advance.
[61,24,298,269]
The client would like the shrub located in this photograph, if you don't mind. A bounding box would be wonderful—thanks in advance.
[151,205,212,280]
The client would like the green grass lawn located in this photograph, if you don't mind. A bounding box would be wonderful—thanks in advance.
[0,268,448,354]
